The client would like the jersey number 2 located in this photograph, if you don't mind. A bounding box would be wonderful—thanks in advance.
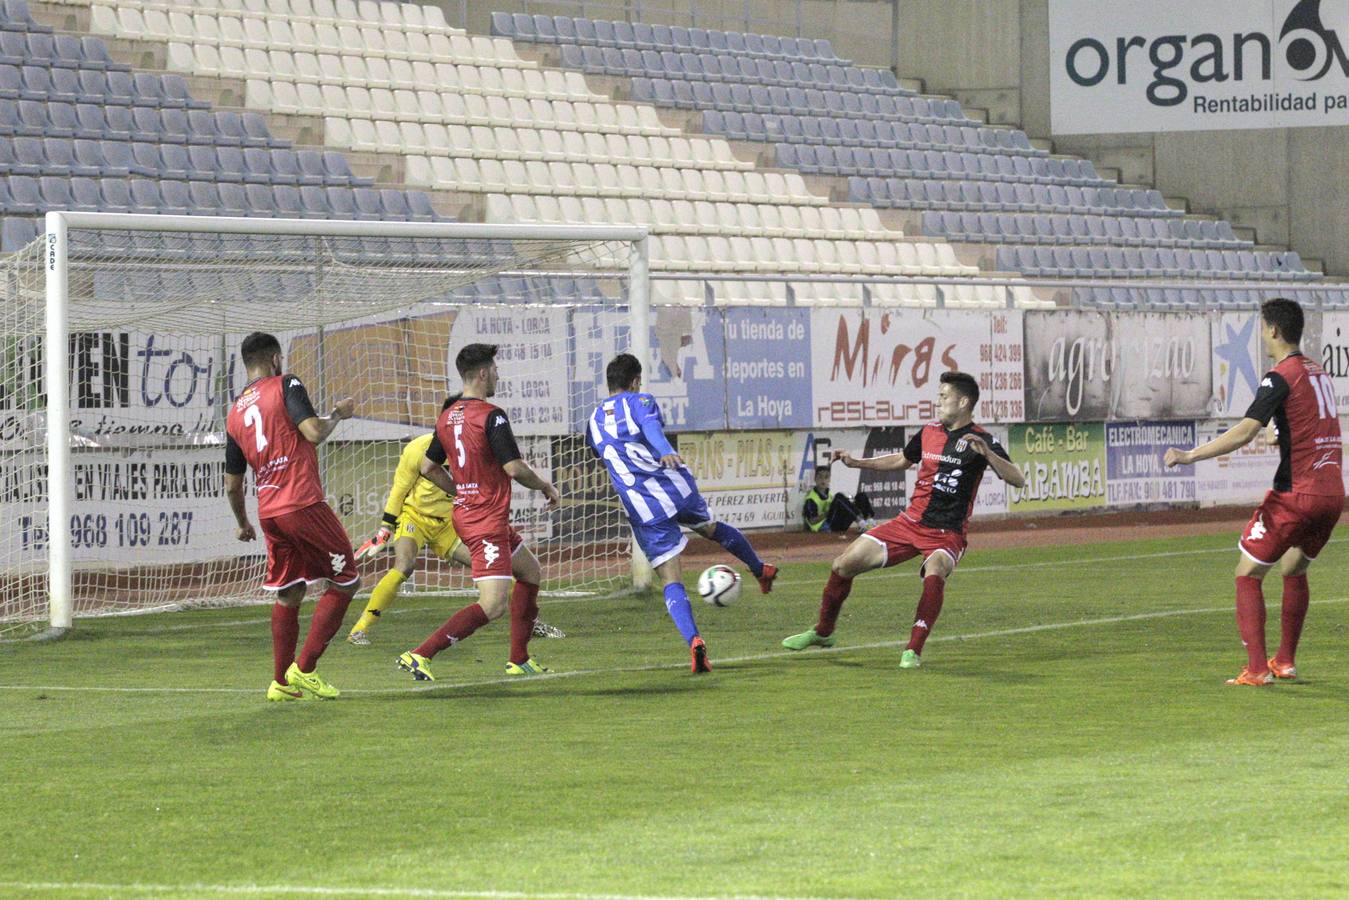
[1310,374,1338,419]
[243,405,268,452]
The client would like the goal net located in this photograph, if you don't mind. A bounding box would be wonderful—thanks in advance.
[1,213,650,639]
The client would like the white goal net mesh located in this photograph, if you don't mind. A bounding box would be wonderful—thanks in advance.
[1,222,643,638]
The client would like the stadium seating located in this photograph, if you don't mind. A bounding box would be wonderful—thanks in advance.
[0,0,451,232]
[8,0,1335,308]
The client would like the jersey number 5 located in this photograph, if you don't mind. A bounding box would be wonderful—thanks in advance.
[243,404,268,452]
[1310,374,1338,420]
[453,423,466,467]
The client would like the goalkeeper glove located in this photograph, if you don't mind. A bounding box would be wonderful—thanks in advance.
[355,514,398,562]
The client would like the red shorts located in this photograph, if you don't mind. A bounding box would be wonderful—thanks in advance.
[862,513,967,573]
[259,502,358,591]
[1239,490,1343,565]
[454,512,524,580]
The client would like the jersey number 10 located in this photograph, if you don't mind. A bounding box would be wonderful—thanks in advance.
[1310,374,1338,420]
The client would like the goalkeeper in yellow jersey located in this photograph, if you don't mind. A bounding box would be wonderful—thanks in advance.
[347,397,563,645]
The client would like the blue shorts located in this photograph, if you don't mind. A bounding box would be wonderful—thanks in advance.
[630,491,713,568]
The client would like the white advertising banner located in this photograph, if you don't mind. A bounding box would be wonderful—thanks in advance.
[810,308,1024,427]
[1049,0,1349,134]
[676,430,798,529]
[1023,311,1212,421]
[1320,311,1349,411]
[444,306,570,435]
[2,447,255,565]
[1193,419,1281,505]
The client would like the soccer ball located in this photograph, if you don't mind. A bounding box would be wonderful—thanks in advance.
[697,564,741,606]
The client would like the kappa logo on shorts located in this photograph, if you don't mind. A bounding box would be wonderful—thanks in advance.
[482,540,500,567]
[330,552,347,574]
[1248,515,1267,542]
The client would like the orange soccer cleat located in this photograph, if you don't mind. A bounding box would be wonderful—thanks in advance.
[1225,667,1274,686]
[756,563,779,595]
[1267,657,1298,679]
[690,636,711,674]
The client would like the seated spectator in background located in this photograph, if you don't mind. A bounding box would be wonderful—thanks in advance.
[802,465,875,534]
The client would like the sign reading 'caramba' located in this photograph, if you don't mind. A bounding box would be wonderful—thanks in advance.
[1049,0,1349,134]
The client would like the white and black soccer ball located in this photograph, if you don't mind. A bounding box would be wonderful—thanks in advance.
[697,564,741,607]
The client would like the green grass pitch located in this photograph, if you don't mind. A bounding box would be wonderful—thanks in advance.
[2,531,1347,898]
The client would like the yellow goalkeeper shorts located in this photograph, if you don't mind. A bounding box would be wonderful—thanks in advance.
[396,507,462,560]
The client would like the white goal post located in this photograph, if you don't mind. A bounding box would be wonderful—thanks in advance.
[2,211,650,640]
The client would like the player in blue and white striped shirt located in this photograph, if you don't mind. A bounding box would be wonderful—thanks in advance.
[588,353,778,673]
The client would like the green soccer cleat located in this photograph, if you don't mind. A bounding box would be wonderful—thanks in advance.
[285,662,340,699]
[899,649,922,669]
[781,628,836,651]
[505,658,553,676]
[266,680,306,702]
[396,651,435,682]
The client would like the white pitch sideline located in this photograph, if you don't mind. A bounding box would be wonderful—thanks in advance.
[3,597,1344,697]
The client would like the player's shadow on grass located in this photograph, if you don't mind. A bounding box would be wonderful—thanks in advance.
[383,679,705,703]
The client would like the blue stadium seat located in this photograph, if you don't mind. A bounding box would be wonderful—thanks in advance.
[352,187,382,219]
[554,16,577,44]
[188,180,219,214]
[217,182,247,216]
[321,186,353,219]
[243,183,277,215]
[406,191,437,222]
[532,14,558,43]
[490,11,515,38]
[274,184,302,218]
[298,184,329,217]
[592,19,616,48]
[1,215,39,251]
[575,17,597,45]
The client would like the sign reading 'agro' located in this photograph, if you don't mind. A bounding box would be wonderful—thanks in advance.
[1049,0,1349,134]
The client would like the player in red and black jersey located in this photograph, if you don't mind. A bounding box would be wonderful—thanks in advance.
[1166,299,1343,685]
[783,371,1026,667]
[224,332,358,702]
[396,343,561,683]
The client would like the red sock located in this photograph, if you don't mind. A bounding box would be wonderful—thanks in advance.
[1234,576,1268,672]
[815,571,853,637]
[271,602,299,685]
[1276,575,1310,665]
[415,602,489,659]
[297,587,354,673]
[508,581,540,665]
[907,575,945,653]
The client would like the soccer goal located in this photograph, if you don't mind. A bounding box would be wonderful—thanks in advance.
[1,212,651,640]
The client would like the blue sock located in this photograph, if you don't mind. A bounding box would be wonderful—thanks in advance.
[663,582,699,645]
[710,522,764,578]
